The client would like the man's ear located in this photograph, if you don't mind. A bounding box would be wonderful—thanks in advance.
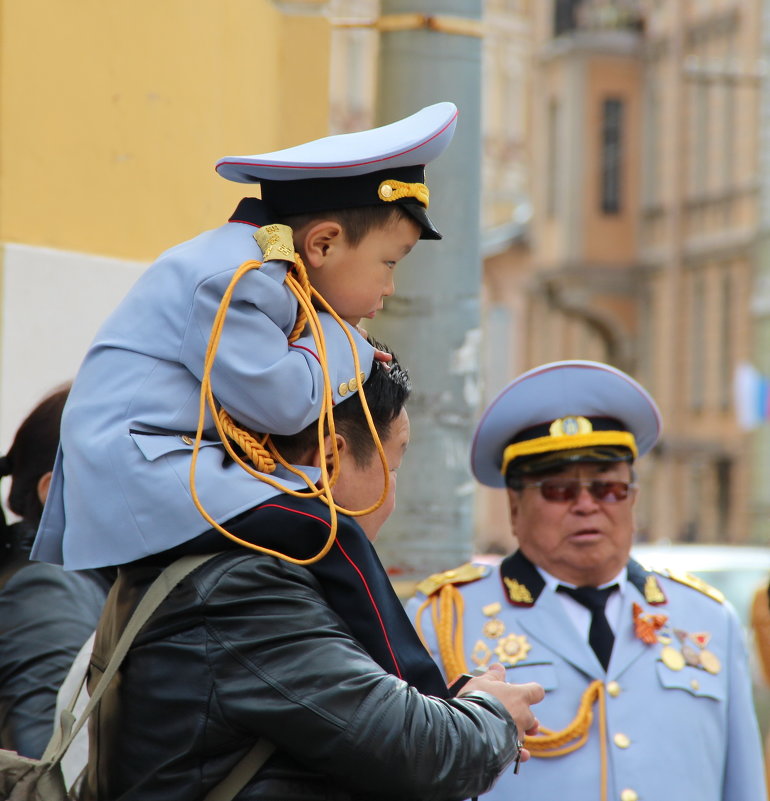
[307,433,347,470]
[37,471,53,505]
[506,487,521,531]
[301,221,344,269]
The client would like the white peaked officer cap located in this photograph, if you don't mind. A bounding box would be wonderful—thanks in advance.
[471,360,662,488]
[215,102,458,240]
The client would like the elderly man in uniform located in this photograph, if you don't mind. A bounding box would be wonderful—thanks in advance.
[408,360,766,801]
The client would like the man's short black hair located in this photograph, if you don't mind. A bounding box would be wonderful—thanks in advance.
[271,341,410,468]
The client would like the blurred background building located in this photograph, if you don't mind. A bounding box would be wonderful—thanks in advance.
[0,0,768,568]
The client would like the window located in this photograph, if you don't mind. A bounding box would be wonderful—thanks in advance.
[600,98,624,214]
[554,0,583,36]
[690,271,706,412]
[546,98,561,219]
[642,71,660,208]
[715,457,732,538]
[719,270,732,410]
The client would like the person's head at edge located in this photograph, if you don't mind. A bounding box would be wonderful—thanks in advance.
[271,343,410,542]
[1,385,70,527]
[470,361,661,588]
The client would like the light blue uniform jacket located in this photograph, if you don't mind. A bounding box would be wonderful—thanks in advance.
[32,200,374,570]
[407,551,767,801]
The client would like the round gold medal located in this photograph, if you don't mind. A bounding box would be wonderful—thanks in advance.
[700,649,722,675]
[661,645,685,671]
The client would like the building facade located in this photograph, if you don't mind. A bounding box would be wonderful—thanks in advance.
[476,0,764,550]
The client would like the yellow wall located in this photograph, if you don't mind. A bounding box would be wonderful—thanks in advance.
[0,0,331,261]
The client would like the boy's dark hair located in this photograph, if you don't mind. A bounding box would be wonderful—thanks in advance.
[271,343,410,468]
[2,385,70,525]
[280,204,412,248]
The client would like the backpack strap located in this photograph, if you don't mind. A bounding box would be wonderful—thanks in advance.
[44,551,275,799]
[43,552,220,763]
[203,738,276,801]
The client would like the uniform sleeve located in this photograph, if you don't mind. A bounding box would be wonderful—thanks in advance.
[0,566,105,758]
[204,559,518,801]
[723,602,768,801]
[180,265,375,436]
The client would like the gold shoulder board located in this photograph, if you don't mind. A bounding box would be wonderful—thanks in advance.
[416,562,490,597]
[662,570,725,604]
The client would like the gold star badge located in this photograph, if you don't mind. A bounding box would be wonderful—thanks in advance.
[494,633,531,667]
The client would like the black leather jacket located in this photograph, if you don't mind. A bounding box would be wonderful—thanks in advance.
[82,544,518,800]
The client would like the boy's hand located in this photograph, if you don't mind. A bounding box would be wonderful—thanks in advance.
[354,325,393,364]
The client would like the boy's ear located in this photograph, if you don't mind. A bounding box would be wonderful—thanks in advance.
[301,221,344,268]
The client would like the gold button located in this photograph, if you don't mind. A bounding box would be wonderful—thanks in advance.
[359,371,366,383]
[613,733,631,749]
[691,679,700,691]
[607,681,621,697]
[380,183,393,198]
[338,382,349,397]
[348,377,358,392]
[620,790,638,801]
[445,570,456,579]
[181,435,193,445]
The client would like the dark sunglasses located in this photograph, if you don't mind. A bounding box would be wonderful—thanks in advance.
[522,478,637,503]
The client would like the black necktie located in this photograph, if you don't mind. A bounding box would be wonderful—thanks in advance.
[558,584,618,670]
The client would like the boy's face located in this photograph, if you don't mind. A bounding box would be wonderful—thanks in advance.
[310,216,421,326]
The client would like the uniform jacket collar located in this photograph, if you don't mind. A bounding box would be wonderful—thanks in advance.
[499,550,667,679]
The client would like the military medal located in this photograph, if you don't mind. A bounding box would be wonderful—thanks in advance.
[494,633,531,667]
[657,625,721,675]
[632,602,668,643]
[471,640,492,668]
[660,645,686,671]
[483,619,505,639]
[690,631,721,674]
[699,649,721,674]
[681,644,701,667]
[482,602,506,639]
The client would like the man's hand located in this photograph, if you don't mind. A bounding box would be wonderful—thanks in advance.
[458,663,543,764]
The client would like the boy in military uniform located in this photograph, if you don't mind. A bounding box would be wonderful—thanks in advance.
[32,102,457,570]
[408,360,766,801]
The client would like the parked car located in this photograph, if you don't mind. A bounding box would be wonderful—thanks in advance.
[631,542,770,739]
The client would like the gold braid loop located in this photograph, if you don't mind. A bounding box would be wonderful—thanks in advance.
[288,257,311,343]
[432,585,468,684]
[378,179,429,207]
[525,679,603,754]
[526,679,609,801]
[216,408,276,474]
